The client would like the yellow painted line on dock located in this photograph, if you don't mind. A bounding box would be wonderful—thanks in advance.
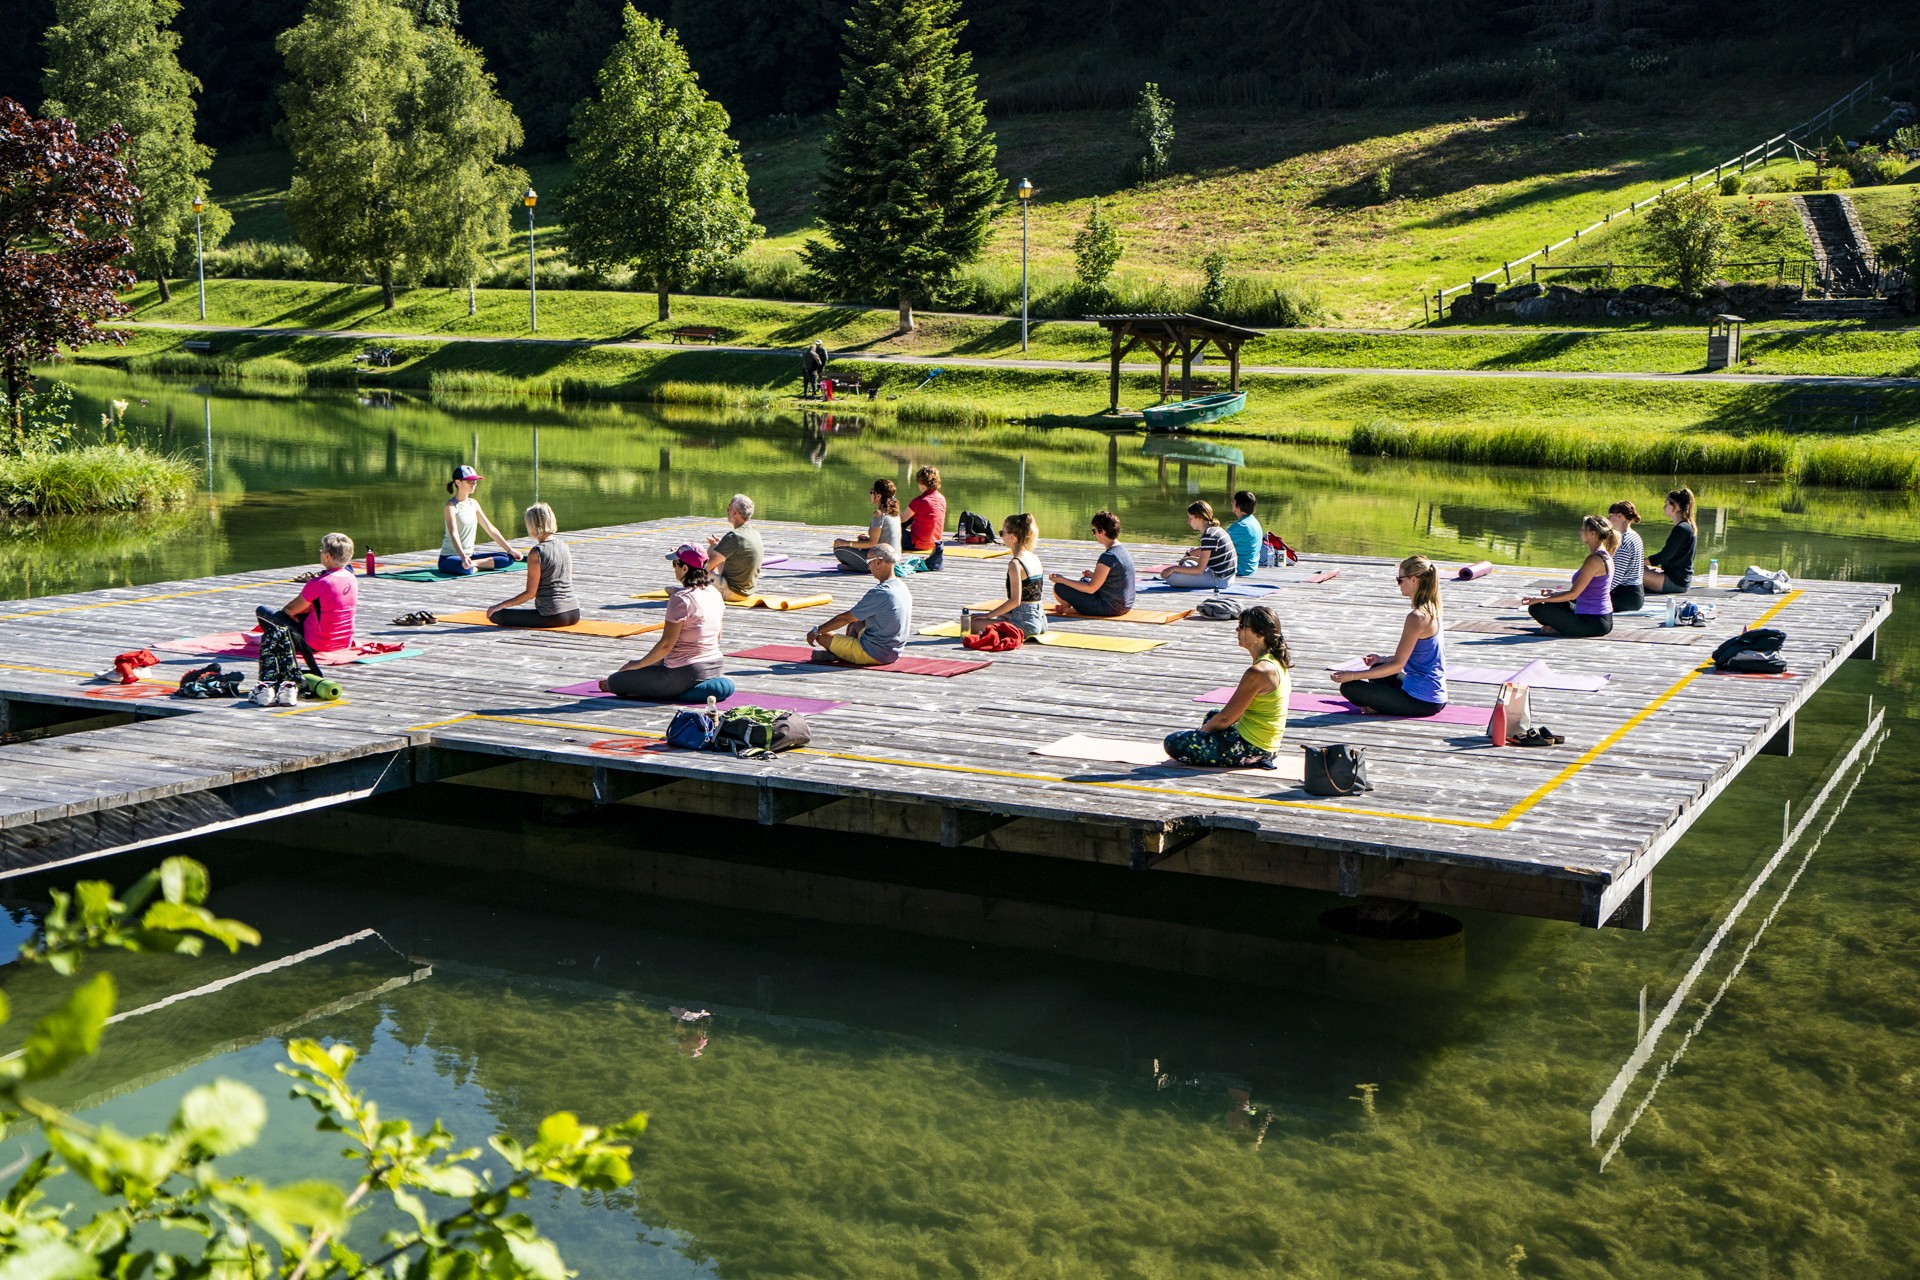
[0,576,303,620]
[0,661,103,678]
[404,592,1805,832]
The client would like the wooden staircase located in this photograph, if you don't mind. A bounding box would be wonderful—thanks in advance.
[1792,193,1878,296]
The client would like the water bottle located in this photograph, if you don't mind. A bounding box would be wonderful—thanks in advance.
[364,547,376,576]
[1708,557,1719,588]
[1489,687,1510,748]
[960,608,972,635]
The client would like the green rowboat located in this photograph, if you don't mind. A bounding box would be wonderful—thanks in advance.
[1141,390,1246,432]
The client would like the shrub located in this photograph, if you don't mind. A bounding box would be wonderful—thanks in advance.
[1719,174,1743,196]
[1865,157,1909,187]
[1198,249,1231,315]
[0,443,197,514]
[1129,82,1175,184]
[1644,187,1729,294]
[203,239,313,280]
[1744,174,1779,194]
[1793,170,1850,192]
[1370,165,1393,203]
[1071,199,1121,293]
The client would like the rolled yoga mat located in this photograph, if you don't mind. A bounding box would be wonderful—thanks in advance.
[1456,561,1493,581]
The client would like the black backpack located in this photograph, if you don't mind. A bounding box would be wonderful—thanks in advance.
[1712,627,1787,675]
[257,625,302,686]
[713,709,812,758]
[956,510,993,541]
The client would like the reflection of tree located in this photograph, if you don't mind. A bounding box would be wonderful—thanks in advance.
[0,507,220,600]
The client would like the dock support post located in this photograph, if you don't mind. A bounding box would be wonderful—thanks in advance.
[1129,823,1208,871]
[1850,630,1878,661]
[1761,715,1795,758]
[590,767,678,806]
[757,785,839,826]
[940,807,1015,848]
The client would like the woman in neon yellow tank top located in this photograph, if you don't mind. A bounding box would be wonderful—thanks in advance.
[1164,605,1292,769]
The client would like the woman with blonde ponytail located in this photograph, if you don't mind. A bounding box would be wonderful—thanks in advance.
[1331,554,1449,716]
[1524,516,1619,637]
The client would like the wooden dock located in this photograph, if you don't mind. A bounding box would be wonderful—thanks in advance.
[0,517,1895,931]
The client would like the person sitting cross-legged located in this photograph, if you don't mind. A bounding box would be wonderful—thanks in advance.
[600,544,724,700]
[807,544,911,667]
[255,532,358,671]
[706,493,764,601]
[485,502,579,628]
[1163,605,1291,768]
[1049,510,1136,618]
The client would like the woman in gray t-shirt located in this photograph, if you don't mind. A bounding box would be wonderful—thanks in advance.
[486,502,580,627]
[835,478,903,572]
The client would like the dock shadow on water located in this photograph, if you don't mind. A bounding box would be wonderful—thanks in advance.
[0,369,1917,1275]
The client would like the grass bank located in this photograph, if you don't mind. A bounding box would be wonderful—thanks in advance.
[0,444,199,516]
[117,279,1920,376]
[75,325,1920,489]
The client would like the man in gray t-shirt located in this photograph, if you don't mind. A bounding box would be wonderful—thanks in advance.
[706,493,763,599]
[807,545,911,665]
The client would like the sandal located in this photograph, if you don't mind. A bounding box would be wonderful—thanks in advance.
[1511,726,1562,747]
[392,611,437,627]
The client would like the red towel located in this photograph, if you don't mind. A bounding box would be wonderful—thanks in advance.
[112,649,159,684]
[962,622,1023,652]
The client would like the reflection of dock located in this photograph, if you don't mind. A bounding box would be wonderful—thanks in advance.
[0,518,1896,933]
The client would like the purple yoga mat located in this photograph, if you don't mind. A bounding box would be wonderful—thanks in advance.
[1451,660,1612,692]
[1455,560,1493,581]
[765,558,844,572]
[547,681,846,714]
[1194,687,1488,725]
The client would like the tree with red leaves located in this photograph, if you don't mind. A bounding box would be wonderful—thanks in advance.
[0,97,139,443]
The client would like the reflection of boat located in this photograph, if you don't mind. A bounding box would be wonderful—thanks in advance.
[1141,436,1244,467]
[1142,391,1245,432]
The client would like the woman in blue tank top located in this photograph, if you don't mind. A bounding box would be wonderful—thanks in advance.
[1332,554,1449,716]
[1524,516,1618,638]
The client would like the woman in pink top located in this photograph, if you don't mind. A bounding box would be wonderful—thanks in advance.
[255,532,358,669]
[601,543,726,700]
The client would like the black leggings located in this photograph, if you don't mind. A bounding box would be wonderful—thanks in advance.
[1341,674,1445,717]
[1610,584,1644,612]
[1647,575,1690,595]
[1052,581,1125,617]
[491,607,580,629]
[603,659,723,701]
[1528,602,1614,637]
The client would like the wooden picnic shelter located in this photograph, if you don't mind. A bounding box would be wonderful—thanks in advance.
[1088,313,1263,413]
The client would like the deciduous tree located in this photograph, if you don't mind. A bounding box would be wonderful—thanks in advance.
[42,0,227,305]
[0,98,137,443]
[1071,198,1120,294]
[1644,187,1728,295]
[1130,82,1174,184]
[804,0,998,333]
[561,5,758,322]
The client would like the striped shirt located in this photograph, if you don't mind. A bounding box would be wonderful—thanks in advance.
[1199,526,1238,577]
[1611,527,1645,587]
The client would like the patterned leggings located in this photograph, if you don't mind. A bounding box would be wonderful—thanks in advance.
[1163,722,1275,769]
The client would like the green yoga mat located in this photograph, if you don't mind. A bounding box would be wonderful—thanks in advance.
[376,561,526,584]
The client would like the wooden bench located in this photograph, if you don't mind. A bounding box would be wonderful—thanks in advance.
[668,326,724,344]
[182,340,213,354]
[1175,378,1221,396]
[1782,390,1881,429]
[820,375,864,398]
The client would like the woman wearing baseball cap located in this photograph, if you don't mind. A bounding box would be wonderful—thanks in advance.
[601,543,727,700]
[438,465,523,576]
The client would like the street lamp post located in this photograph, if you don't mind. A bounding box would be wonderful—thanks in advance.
[524,187,538,333]
[1017,177,1033,353]
[191,196,206,321]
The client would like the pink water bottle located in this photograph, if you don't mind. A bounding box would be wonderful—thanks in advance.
[365,548,376,576]
[1488,686,1509,747]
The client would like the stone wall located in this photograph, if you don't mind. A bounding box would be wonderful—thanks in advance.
[1450,279,1804,323]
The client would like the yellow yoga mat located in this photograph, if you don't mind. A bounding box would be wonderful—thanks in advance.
[941,544,1010,559]
[1033,632,1164,653]
[919,621,966,637]
[728,593,832,611]
[1050,604,1193,625]
[439,610,661,638]
[628,589,671,600]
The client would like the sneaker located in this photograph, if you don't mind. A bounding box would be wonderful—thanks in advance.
[926,542,944,571]
[250,683,277,707]
[275,681,300,707]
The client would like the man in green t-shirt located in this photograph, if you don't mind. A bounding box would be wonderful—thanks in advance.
[706,493,764,600]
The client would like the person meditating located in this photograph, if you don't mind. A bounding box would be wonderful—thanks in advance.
[1525,515,1619,637]
[973,513,1046,637]
[1608,499,1646,612]
[484,502,578,628]
[257,532,358,669]
[1049,510,1136,618]
[807,544,911,666]
[600,544,723,699]
[1160,500,1237,589]
[1226,491,1263,578]
[1331,555,1449,716]
[439,464,522,575]
[706,493,764,601]
[1643,486,1697,596]
[902,466,947,552]
[834,478,902,572]
[1163,605,1290,768]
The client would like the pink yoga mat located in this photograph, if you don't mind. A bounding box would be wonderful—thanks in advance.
[729,643,989,677]
[1450,660,1611,692]
[764,559,844,572]
[547,681,849,713]
[156,632,413,667]
[1194,687,1488,725]
[1456,561,1493,581]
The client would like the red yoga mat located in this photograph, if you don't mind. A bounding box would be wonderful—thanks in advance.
[728,643,990,677]
[155,632,411,666]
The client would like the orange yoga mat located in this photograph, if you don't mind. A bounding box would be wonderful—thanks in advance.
[1046,603,1194,625]
[438,610,661,637]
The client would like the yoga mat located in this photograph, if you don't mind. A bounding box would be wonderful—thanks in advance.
[155,633,422,666]
[1049,603,1193,625]
[547,681,850,713]
[1485,596,1670,617]
[1029,734,1304,783]
[1142,581,1282,599]
[940,544,1009,559]
[919,621,966,637]
[1456,561,1493,581]
[1449,619,1711,645]
[377,561,526,584]
[1450,661,1612,692]
[437,610,660,638]
[763,558,844,573]
[629,591,831,610]
[1192,687,1488,726]
[1032,632,1165,653]
[728,644,989,677]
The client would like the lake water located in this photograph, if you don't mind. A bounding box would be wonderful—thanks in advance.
[3,368,1917,1277]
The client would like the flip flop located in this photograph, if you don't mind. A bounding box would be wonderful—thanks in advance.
[392,611,437,626]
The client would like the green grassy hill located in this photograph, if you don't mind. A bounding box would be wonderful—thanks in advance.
[201,67,1912,329]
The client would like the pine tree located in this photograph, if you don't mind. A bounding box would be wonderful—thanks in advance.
[278,0,524,310]
[804,0,998,333]
[560,6,758,322]
[42,0,227,304]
